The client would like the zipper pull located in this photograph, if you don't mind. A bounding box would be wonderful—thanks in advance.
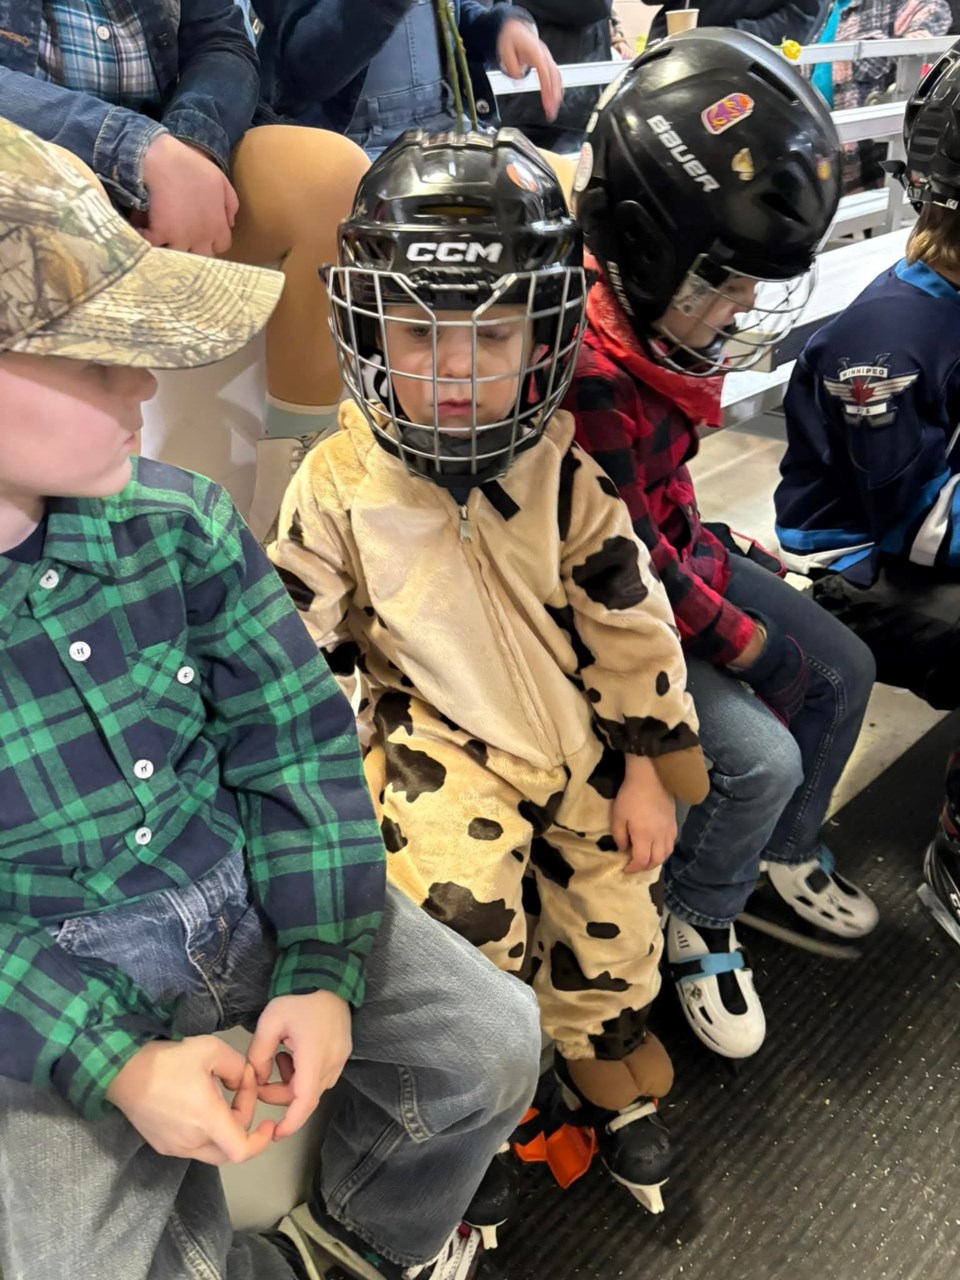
[459,504,472,541]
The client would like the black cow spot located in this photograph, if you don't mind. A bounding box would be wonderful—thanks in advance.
[468,818,503,841]
[510,849,526,863]
[399,674,415,689]
[358,697,370,715]
[375,691,414,738]
[529,837,575,889]
[518,790,565,838]
[557,448,582,542]
[586,921,621,940]
[274,565,314,611]
[550,942,630,993]
[544,602,596,674]
[436,710,462,734]
[588,1006,652,1061]
[655,671,670,697]
[522,875,542,919]
[326,639,361,676]
[588,688,601,704]
[571,536,649,610]
[508,942,525,960]
[385,742,446,802]
[464,739,488,766]
[528,955,543,985]
[597,834,619,852]
[423,882,515,948]
[597,473,620,499]
[381,814,407,853]
[586,743,625,800]
[288,508,305,546]
[594,713,699,756]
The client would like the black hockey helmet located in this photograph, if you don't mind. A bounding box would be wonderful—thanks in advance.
[326,128,585,489]
[889,38,960,210]
[574,28,841,375]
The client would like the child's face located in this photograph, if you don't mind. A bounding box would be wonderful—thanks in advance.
[658,276,758,353]
[0,353,156,502]
[382,305,530,432]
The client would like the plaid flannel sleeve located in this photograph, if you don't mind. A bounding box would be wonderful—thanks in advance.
[572,373,755,667]
[0,913,173,1120]
[184,485,385,1009]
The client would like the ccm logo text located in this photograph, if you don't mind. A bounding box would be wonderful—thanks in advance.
[407,242,504,263]
[646,116,720,192]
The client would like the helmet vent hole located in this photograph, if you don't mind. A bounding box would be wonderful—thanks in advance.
[747,60,801,106]
[759,192,803,224]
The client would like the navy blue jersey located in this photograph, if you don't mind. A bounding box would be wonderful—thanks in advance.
[775,259,960,585]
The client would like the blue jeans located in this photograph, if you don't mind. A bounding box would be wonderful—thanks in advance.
[664,557,876,928]
[0,855,540,1280]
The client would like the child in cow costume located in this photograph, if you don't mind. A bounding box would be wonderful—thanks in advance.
[270,127,709,1215]
[565,29,879,1063]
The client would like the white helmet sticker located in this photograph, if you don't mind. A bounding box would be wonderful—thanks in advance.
[573,142,594,194]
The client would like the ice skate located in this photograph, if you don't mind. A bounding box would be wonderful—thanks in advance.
[462,1146,518,1249]
[666,914,766,1059]
[280,1198,494,1280]
[919,834,960,948]
[738,847,877,958]
[554,1041,673,1214]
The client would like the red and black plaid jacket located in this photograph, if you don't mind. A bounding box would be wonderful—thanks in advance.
[565,318,756,667]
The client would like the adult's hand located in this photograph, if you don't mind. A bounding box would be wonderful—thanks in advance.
[141,133,239,256]
[497,19,564,122]
[106,1037,275,1165]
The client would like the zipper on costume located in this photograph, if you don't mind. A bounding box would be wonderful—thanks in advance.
[459,504,472,541]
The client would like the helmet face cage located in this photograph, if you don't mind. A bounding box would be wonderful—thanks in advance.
[651,256,815,377]
[328,264,586,487]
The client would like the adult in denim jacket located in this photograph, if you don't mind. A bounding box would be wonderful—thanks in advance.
[255,0,563,157]
[0,0,372,439]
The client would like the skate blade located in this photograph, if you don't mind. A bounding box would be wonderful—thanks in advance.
[736,910,861,960]
[605,1168,667,1214]
[917,883,960,948]
[283,1205,386,1280]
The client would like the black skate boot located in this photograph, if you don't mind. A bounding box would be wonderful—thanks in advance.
[919,758,960,947]
[554,1043,672,1214]
[462,1146,519,1248]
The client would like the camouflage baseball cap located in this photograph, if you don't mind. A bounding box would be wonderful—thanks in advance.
[0,116,284,368]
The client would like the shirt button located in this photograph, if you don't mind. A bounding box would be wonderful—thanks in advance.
[133,759,154,780]
[69,641,91,663]
[96,24,110,40]
[134,827,152,846]
[39,570,59,590]
[176,666,195,684]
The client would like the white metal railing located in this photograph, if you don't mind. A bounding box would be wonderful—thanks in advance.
[486,35,955,96]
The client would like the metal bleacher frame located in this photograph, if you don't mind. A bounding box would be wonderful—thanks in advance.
[489,35,956,427]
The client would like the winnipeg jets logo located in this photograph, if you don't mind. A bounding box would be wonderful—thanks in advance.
[823,356,919,425]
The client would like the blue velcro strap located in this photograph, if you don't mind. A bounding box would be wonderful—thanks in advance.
[676,950,746,983]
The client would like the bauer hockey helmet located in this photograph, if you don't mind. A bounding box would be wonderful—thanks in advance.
[887,38,960,211]
[574,28,841,376]
[326,129,586,489]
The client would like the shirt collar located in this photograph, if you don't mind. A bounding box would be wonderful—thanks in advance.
[895,257,960,303]
[42,495,116,578]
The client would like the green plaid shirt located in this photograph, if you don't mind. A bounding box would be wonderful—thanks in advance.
[0,458,384,1119]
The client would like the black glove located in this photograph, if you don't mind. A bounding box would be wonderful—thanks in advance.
[731,614,809,727]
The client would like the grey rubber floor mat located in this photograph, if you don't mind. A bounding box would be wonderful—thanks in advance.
[499,711,960,1280]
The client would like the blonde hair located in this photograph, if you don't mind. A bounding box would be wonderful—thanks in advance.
[906,203,960,274]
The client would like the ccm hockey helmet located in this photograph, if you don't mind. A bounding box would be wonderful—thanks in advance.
[574,28,841,375]
[327,129,585,488]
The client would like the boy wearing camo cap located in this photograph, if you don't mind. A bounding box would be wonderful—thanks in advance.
[0,117,539,1280]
